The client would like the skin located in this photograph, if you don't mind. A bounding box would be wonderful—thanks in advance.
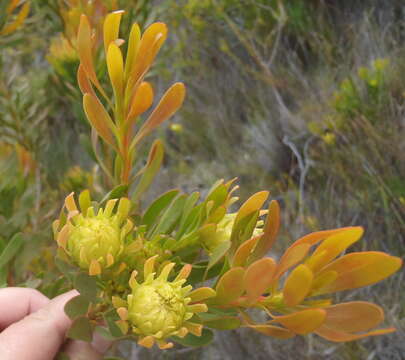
[0,288,110,360]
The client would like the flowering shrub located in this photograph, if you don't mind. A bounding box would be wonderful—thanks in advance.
[0,2,402,357]
[48,11,402,353]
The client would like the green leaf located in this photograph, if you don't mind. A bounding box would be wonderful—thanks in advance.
[149,194,187,237]
[101,184,129,204]
[131,139,164,203]
[188,261,224,284]
[55,257,77,283]
[64,295,90,319]
[73,273,98,302]
[171,328,214,347]
[104,309,124,338]
[176,200,204,240]
[142,189,179,228]
[206,241,231,271]
[230,211,260,253]
[178,192,200,227]
[205,183,228,211]
[0,233,24,269]
[202,316,241,330]
[67,316,93,342]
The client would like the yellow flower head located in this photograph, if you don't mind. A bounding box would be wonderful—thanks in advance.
[113,257,215,349]
[54,192,133,276]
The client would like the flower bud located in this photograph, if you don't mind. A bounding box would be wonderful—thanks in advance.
[115,259,212,349]
[203,213,263,253]
[68,215,121,270]
[55,193,132,275]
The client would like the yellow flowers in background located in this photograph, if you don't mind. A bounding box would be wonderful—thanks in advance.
[60,0,118,46]
[0,0,30,36]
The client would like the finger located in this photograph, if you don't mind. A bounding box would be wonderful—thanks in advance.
[0,290,78,360]
[0,287,50,329]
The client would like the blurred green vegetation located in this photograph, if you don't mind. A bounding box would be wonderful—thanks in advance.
[0,0,404,359]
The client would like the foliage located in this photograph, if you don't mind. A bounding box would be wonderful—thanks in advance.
[0,1,404,359]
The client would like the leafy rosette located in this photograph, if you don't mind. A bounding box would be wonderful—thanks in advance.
[112,256,216,349]
[53,191,133,276]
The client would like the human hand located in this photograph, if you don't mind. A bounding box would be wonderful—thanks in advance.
[0,288,110,360]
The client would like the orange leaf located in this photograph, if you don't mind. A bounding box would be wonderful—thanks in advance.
[103,10,124,54]
[83,93,116,147]
[214,267,245,305]
[6,0,20,14]
[124,23,141,79]
[107,42,124,99]
[233,191,269,227]
[323,302,385,333]
[133,83,185,145]
[290,227,356,249]
[273,309,326,335]
[232,235,261,267]
[274,243,312,279]
[0,2,30,36]
[250,200,280,260]
[314,252,402,294]
[188,287,216,303]
[248,324,295,339]
[77,15,104,96]
[283,264,313,307]
[77,64,95,96]
[243,258,276,304]
[127,22,167,91]
[127,81,154,121]
[306,227,363,272]
[315,326,395,342]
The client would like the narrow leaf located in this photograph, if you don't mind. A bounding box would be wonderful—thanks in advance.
[283,264,313,307]
[107,43,124,99]
[132,139,164,202]
[142,189,180,228]
[103,10,124,53]
[77,15,104,95]
[124,23,141,79]
[132,83,186,145]
[83,93,116,148]
[250,200,280,260]
[0,233,24,269]
[127,81,154,120]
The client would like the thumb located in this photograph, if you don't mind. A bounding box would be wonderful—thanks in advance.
[0,290,78,360]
